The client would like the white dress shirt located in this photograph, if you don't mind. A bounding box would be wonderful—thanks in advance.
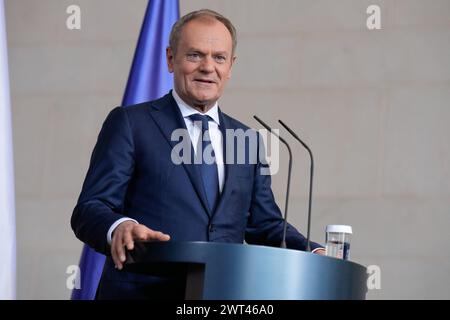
[172,89,225,193]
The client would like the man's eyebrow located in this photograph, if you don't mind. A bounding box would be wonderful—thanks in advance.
[213,51,228,56]
[185,48,228,56]
[186,48,205,53]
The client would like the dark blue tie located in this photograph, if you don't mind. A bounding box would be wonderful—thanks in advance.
[189,114,220,212]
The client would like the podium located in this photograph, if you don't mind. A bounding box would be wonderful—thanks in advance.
[124,241,367,300]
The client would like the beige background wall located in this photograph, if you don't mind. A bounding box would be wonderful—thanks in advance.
[5,0,450,299]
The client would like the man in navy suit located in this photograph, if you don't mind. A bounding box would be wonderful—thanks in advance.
[71,9,324,299]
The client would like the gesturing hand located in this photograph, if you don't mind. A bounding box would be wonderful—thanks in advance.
[313,248,326,256]
[111,220,170,270]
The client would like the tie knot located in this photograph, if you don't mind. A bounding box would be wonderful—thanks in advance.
[188,114,213,131]
[188,113,212,122]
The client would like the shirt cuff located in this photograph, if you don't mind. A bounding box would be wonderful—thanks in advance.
[107,217,138,245]
[312,247,326,254]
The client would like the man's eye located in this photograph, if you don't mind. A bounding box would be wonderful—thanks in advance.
[215,56,226,63]
[187,53,200,60]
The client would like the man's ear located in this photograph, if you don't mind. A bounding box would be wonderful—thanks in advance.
[227,55,237,79]
[166,47,174,73]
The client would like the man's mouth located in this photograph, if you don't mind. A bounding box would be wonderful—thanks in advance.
[194,79,216,84]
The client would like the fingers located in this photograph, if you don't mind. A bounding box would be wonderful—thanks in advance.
[113,233,127,270]
[111,228,123,270]
[313,248,326,256]
[111,223,171,270]
[123,230,134,251]
[111,221,135,270]
[132,226,170,242]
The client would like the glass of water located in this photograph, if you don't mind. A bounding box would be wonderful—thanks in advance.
[325,225,352,260]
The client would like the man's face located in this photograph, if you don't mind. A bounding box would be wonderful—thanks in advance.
[167,18,236,110]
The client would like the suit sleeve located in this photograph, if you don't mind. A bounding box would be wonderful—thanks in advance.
[244,132,323,251]
[71,107,135,255]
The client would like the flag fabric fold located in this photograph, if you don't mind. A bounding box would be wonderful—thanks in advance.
[72,0,179,300]
[0,0,17,300]
[122,0,179,106]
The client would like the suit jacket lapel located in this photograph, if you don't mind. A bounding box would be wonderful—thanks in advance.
[212,108,237,218]
[147,92,212,216]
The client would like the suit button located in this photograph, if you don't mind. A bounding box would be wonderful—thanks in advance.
[209,224,215,232]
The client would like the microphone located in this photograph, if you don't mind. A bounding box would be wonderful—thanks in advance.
[253,115,292,249]
[278,120,313,252]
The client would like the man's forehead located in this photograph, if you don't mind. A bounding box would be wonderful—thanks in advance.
[182,19,231,40]
[187,35,224,46]
[180,32,232,51]
[180,41,231,55]
[203,36,221,44]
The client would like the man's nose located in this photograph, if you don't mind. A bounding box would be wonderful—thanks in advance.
[199,56,214,73]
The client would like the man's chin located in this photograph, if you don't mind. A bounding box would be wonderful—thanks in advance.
[192,96,218,108]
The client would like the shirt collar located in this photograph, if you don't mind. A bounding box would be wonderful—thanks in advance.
[172,89,220,125]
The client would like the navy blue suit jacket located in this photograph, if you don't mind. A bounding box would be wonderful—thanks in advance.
[71,92,321,299]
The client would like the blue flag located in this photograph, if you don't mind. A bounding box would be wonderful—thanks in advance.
[72,0,179,300]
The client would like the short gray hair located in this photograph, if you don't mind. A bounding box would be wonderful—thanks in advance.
[169,9,237,56]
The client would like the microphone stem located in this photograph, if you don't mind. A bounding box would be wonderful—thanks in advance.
[279,120,314,252]
[306,150,313,252]
[253,116,291,249]
[281,143,292,248]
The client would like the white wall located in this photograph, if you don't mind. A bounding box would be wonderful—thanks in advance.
[6,0,450,299]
